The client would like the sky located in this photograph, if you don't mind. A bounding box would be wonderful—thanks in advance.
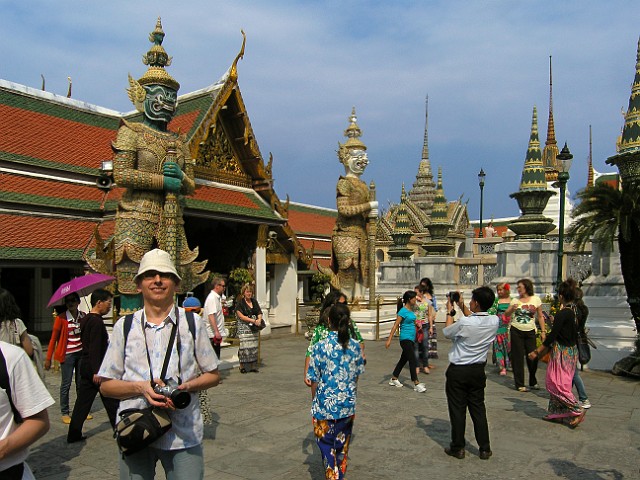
[1,1,638,219]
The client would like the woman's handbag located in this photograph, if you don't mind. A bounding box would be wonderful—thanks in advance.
[577,331,596,365]
[249,315,266,332]
[415,323,424,343]
[114,407,172,456]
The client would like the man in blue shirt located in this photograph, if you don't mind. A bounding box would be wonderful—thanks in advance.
[442,286,499,460]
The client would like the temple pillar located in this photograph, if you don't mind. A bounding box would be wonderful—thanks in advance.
[255,245,267,306]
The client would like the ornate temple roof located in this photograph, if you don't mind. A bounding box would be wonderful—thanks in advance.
[377,97,468,251]
[408,97,436,216]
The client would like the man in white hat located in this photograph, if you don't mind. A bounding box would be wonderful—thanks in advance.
[99,248,219,479]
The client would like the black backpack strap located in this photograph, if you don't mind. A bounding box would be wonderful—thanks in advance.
[0,347,23,424]
[123,314,134,348]
[124,312,194,344]
[185,310,196,341]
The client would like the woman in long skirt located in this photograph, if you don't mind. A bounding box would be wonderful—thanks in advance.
[235,283,263,373]
[488,283,512,375]
[307,303,364,479]
[529,279,585,428]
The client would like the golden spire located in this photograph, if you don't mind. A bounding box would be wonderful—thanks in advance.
[587,125,594,187]
[543,56,559,181]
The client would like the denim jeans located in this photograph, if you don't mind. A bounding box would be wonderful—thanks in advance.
[414,326,430,368]
[59,351,81,415]
[120,445,204,480]
[572,368,588,402]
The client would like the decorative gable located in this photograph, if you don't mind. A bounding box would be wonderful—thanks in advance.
[195,117,251,187]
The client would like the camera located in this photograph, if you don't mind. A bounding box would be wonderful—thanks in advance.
[447,291,460,303]
[153,378,191,409]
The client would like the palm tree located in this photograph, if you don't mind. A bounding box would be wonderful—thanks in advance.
[568,182,640,359]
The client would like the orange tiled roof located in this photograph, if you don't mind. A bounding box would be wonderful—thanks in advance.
[287,203,336,238]
[0,213,108,256]
[192,184,261,210]
[0,172,104,201]
[0,104,117,170]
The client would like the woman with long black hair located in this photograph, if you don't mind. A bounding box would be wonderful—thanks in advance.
[385,290,426,393]
[307,303,364,479]
[0,288,34,357]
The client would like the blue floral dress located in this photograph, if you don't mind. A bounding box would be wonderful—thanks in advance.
[307,331,365,479]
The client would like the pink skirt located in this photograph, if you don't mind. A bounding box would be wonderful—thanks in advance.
[545,342,582,419]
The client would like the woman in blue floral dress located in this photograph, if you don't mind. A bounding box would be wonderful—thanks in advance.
[307,303,365,480]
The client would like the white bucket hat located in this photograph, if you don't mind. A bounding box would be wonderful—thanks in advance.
[134,249,181,282]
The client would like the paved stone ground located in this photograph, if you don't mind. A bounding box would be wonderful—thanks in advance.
[28,334,640,479]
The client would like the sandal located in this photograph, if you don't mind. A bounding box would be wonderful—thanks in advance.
[422,368,430,374]
[542,415,563,424]
[567,411,586,429]
[517,386,529,392]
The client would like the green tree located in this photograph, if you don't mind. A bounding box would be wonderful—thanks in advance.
[228,267,254,301]
[568,181,640,336]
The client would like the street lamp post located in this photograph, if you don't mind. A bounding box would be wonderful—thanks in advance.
[478,169,486,238]
[556,143,573,289]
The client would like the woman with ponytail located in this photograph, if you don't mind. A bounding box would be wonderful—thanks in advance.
[385,290,426,393]
[528,279,585,428]
[307,303,364,479]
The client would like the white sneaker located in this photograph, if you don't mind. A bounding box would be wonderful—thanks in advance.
[580,399,592,409]
[388,378,403,388]
[414,383,427,393]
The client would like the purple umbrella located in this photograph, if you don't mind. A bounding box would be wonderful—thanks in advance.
[47,273,116,307]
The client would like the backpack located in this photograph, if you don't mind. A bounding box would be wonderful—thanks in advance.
[28,334,45,379]
[0,346,23,424]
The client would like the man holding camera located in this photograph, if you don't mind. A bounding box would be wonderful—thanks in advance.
[442,287,499,461]
[99,249,219,479]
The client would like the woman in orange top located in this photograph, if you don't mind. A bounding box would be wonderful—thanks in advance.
[45,292,86,423]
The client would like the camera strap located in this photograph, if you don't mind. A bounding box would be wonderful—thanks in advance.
[140,306,181,389]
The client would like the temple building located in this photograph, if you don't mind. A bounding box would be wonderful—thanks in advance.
[375,99,470,261]
[0,22,323,336]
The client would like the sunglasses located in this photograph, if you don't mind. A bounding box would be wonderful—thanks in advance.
[141,270,175,280]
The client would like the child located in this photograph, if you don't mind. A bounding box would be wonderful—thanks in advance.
[307,303,364,479]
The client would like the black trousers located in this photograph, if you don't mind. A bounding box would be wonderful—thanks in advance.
[392,340,418,383]
[510,327,538,389]
[445,363,490,452]
[67,359,119,442]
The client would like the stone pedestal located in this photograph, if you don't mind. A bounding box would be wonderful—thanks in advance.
[580,242,636,371]
[377,259,417,295]
[494,240,558,294]
[351,305,398,341]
